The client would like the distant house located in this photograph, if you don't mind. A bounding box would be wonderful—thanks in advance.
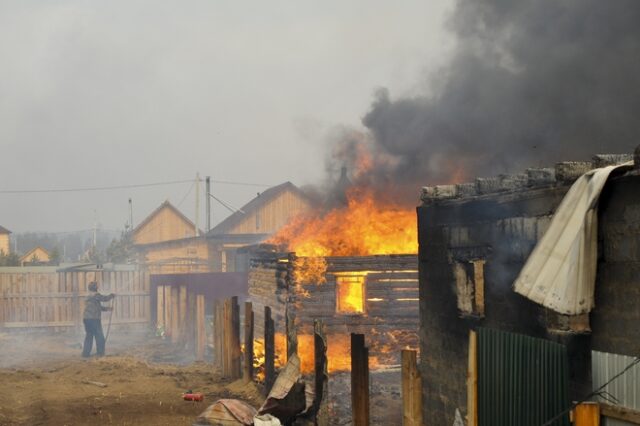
[0,226,10,255]
[207,181,312,271]
[131,201,209,274]
[19,246,51,266]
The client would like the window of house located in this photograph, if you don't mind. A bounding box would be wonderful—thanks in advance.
[336,274,365,314]
[454,259,485,318]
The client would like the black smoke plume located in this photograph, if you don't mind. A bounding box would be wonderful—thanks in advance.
[356,0,640,189]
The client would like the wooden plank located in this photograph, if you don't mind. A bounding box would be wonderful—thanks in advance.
[213,299,224,369]
[472,260,485,316]
[314,320,329,426]
[179,284,187,345]
[401,349,423,426]
[196,294,206,361]
[600,402,640,424]
[573,403,600,426]
[156,285,165,330]
[170,285,179,343]
[187,289,197,352]
[467,330,478,426]
[243,301,254,383]
[264,305,275,394]
[351,333,370,426]
[286,304,297,361]
[231,296,241,378]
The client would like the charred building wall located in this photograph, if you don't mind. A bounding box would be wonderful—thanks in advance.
[248,253,419,370]
[417,154,640,424]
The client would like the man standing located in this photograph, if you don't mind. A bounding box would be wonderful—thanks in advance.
[82,281,115,357]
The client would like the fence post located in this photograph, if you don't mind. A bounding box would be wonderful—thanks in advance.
[188,289,197,352]
[170,286,179,344]
[286,304,297,361]
[243,301,254,383]
[163,286,171,338]
[196,294,206,361]
[467,330,478,426]
[231,296,241,378]
[156,285,164,331]
[314,319,329,426]
[264,306,275,394]
[402,350,423,426]
[223,297,241,379]
[179,284,188,345]
[215,299,224,368]
[351,333,370,426]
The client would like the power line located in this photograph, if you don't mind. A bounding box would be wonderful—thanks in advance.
[0,178,272,194]
[541,356,640,426]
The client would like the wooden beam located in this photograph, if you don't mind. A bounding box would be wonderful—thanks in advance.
[402,349,423,426]
[467,330,478,426]
[187,289,196,352]
[286,304,297,361]
[223,297,241,379]
[573,402,600,426]
[600,402,640,424]
[212,299,224,369]
[351,333,370,426]
[178,284,187,345]
[164,286,172,339]
[314,319,329,426]
[170,286,179,344]
[243,301,254,383]
[472,260,485,316]
[195,294,206,361]
[223,298,231,376]
[156,285,164,331]
[264,306,275,394]
[231,296,241,379]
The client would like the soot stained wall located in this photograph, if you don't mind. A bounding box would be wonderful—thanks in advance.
[419,173,640,424]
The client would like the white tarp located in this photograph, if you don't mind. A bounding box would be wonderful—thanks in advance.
[513,161,633,315]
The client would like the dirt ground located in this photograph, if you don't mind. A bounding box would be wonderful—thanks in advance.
[0,332,262,426]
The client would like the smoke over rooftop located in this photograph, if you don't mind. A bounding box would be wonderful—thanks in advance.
[331,0,640,195]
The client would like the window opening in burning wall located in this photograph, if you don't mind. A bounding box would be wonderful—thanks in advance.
[335,273,366,314]
[454,259,485,318]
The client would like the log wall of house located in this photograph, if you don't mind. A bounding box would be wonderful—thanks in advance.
[248,253,419,369]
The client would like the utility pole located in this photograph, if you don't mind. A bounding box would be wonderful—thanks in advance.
[195,173,200,237]
[206,176,211,232]
[93,209,98,249]
[128,198,134,232]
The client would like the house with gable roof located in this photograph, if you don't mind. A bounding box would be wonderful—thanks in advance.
[207,181,312,271]
[131,201,209,274]
[0,226,10,255]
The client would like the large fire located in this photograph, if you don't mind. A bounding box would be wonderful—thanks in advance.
[268,186,418,257]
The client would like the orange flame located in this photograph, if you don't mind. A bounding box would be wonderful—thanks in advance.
[269,187,418,257]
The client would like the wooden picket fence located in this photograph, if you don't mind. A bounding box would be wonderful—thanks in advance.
[0,266,151,332]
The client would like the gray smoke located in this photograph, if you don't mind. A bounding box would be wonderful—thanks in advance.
[360,0,640,187]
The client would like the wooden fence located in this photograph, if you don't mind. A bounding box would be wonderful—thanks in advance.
[0,267,151,332]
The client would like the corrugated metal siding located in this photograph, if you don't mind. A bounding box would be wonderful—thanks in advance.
[478,327,570,426]
[592,350,640,426]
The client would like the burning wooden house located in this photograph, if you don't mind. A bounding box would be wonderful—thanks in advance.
[247,249,419,373]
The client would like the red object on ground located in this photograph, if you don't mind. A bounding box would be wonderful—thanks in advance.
[183,392,204,402]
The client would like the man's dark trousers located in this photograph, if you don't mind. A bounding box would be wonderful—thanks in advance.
[82,318,105,357]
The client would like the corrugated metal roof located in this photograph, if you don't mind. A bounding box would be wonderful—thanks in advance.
[592,350,640,426]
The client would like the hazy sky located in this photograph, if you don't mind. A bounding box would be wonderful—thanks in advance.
[0,1,452,233]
